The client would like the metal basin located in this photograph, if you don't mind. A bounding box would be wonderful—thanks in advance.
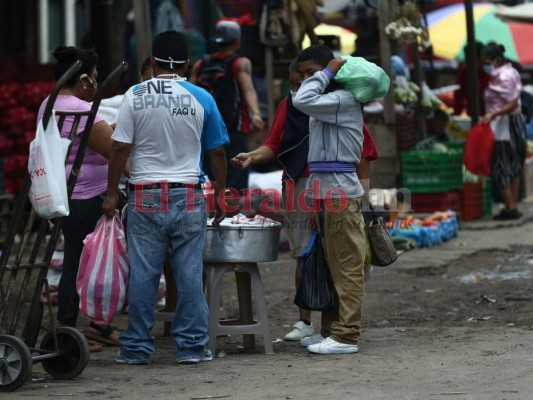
[203,220,282,263]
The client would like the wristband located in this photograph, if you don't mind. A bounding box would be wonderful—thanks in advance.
[322,68,336,80]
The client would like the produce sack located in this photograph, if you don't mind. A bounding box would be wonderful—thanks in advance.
[464,122,495,176]
[334,55,390,103]
[294,231,336,311]
[28,111,71,219]
[77,213,129,324]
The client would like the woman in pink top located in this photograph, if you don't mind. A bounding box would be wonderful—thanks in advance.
[37,46,128,349]
[481,43,527,220]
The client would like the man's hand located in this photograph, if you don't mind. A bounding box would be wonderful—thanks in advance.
[211,207,226,227]
[326,57,347,74]
[102,192,118,218]
[231,152,252,169]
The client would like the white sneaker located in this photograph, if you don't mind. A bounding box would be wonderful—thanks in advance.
[284,321,315,341]
[307,337,359,354]
[300,333,324,347]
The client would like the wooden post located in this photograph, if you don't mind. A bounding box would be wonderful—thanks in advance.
[465,0,479,125]
[370,0,399,190]
[378,0,395,125]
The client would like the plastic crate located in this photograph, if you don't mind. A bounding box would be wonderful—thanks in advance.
[401,150,464,193]
[461,182,483,221]
[410,190,462,213]
[482,178,493,217]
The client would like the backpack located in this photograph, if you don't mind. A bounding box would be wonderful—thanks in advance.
[197,54,241,132]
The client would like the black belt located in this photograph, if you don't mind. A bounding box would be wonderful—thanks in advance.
[128,182,202,190]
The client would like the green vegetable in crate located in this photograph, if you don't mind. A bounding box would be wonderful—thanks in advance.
[421,95,443,113]
[394,87,418,104]
[431,142,448,153]
[394,87,408,103]
[408,82,420,93]
[334,55,391,103]
[415,137,436,151]
[420,82,444,114]
[392,236,416,251]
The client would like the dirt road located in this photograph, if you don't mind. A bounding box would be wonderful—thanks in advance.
[6,211,533,400]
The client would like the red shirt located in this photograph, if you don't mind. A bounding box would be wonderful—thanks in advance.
[454,63,490,115]
[263,97,379,178]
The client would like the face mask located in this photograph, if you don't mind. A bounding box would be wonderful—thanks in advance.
[483,64,495,74]
[80,74,98,91]
[290,90,297,98]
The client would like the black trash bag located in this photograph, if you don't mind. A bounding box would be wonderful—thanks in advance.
[294,232,336,311]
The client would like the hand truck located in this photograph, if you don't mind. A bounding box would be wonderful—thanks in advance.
[0,60,127,391]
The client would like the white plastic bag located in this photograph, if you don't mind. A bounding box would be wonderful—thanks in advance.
[28,111,71,219]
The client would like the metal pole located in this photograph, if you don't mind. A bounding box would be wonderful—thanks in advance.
[465,0,480,125]
[64,0,76,46]
[38,0,49,63]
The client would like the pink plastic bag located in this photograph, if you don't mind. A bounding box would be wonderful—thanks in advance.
[77,213,129,324]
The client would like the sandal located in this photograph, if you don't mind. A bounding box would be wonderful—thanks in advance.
[89,341,103,353]
[83,322,120,346]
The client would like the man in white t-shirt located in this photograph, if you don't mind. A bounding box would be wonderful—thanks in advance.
[103,31,229,365]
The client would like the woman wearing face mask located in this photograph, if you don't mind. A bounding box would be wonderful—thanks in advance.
[481,43,527,220]
[37,45,130,350]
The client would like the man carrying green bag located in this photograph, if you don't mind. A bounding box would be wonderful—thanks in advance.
[334,55,390,103]
[293,45,390,355]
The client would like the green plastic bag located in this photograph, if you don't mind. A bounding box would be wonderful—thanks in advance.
[334,55,391,103]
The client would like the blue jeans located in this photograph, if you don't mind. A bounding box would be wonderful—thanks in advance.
[120,188,209,360]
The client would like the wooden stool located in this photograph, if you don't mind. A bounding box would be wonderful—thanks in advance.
[203,262,273,354]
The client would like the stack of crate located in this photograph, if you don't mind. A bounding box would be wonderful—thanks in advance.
[401,150,464,214]
[461,182,484,221]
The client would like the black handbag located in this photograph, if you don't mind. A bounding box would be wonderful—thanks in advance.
[365,202,398,267]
